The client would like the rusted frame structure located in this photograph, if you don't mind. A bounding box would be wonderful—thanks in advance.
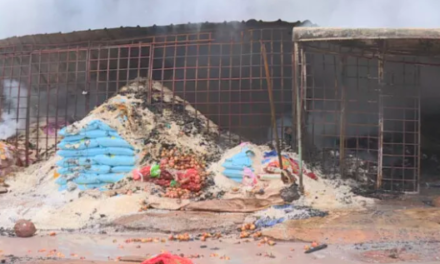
[0,26,298,168]
[293,27,440,193]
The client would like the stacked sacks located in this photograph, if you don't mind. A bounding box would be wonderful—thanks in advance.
[55,119,136,191]
[221,146,255,182]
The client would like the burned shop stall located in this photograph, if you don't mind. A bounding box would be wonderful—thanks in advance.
[0,20,304,169]
[293,27,440,193]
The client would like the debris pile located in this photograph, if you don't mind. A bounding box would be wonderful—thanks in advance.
[0,77,375,231]
[210,143,375,210]
[0,78,232,229]
[0,141,31,178]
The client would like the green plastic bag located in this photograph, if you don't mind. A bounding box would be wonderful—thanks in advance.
[150,164,161,178]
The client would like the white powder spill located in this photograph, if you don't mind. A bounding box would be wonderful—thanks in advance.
[0,156,146,229]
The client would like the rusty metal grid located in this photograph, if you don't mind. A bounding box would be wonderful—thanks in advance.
[0,28,296,165]
[297,42,421,193]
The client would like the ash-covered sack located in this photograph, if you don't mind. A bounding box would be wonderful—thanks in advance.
[57,147,135,157]
[56,158,97,167]
[57,139,99,150]
[57,148,109,157]
[56,119,136,191]
[57,165,112,175]
[59,120,114,136]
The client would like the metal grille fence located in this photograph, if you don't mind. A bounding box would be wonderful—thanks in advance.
[296,42,421,192]
[0,28,296,164]
[1,26,430,192]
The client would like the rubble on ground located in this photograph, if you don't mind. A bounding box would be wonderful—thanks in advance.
[0,78,375,231]
[245,204,328,228]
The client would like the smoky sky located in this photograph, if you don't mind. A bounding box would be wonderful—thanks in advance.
[0,0,440,39]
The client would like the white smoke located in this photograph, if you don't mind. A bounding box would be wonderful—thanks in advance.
[1,0,440,39]
[0,79,28,139]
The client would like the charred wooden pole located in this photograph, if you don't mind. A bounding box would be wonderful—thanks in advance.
[261,42,284,173]
[377,41,386,189]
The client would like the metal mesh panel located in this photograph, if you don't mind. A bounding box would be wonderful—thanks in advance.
[0,28,296,165]
[299,43,421,192]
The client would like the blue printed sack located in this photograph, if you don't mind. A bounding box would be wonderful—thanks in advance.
[57,139,99,150]
[111,166,134,173]
[95,137,133,149]
[93,155,136,166]
[56,158,96,167]
[57,148,108,157]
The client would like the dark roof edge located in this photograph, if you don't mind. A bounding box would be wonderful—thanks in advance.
[0,19,314,47]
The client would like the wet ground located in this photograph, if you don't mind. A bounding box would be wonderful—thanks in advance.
[1,231,440,264]
[2,190,440,264]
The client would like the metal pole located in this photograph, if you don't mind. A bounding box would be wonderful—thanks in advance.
[339,56,347,178]
[294,42,303,191]
[261,42,284,172]
[377,42,385,189]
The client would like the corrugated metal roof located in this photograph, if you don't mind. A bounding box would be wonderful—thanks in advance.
[0,19,311,47]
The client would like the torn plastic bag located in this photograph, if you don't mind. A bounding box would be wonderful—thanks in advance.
[111,166,134,173]
[56,158,96,167]
[95,137,133,149]
[57,139,99,150]
[141,253,194,264]
[93,155,136,166]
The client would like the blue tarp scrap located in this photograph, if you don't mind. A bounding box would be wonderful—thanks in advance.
[255,217,285,228]
[253,205,328,228]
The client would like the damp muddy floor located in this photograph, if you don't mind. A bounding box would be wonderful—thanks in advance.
[2,193,440,264]
[1,232,440,264]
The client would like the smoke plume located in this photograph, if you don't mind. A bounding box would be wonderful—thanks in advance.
[0,80,28,139]
[0,0,440,39]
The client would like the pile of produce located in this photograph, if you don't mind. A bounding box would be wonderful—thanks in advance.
[133,146,209,198]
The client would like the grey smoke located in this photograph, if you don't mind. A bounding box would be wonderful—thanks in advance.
[0,80,28,139]
[0,79,110,139]
[1,0,440,39]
